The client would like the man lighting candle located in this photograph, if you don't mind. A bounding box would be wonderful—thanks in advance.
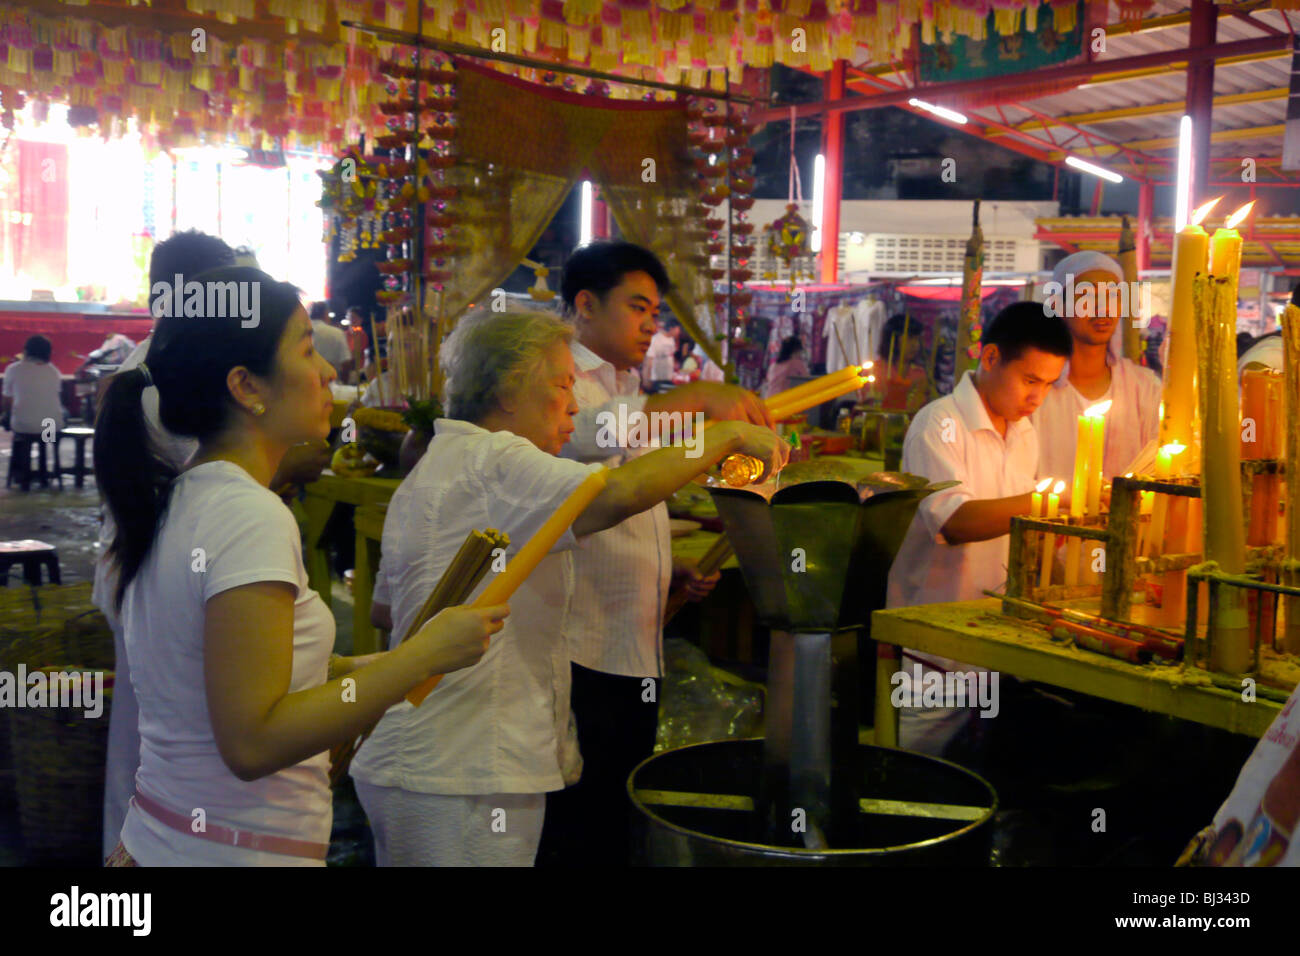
[1033,251,1162,484]
[537,240,774,867]
[885,302,1072,756]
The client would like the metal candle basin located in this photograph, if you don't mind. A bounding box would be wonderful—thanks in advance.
[707,472,955,632]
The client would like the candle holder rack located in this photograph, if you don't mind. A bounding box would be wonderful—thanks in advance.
[1005,468,1294,677]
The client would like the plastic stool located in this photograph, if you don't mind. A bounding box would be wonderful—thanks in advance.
[0,540,61,587]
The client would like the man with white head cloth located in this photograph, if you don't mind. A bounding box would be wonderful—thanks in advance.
[1032,250,1162,482]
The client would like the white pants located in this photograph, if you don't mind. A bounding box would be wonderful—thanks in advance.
[354,782,545,866]
[896,651,983,757]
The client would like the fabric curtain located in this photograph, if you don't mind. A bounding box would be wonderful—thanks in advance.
[10,141,69,290]
[441,59,715,361]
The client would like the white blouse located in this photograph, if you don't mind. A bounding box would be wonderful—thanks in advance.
[349,419,604,795]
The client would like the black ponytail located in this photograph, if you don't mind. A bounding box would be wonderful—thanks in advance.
[93,266,302,611]
[93,366,181,612]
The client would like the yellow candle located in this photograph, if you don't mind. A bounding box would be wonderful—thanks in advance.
[407,468,611,705]
[1209,201,1253,304]
[769,374,867,421]
[1065,416,1090,586]
[1031,477,1050,518]
[1039,480,1064,590]
[1161,198,1219,450]
[1195,274,1250,672]
[765,364,862,411]
[1084,402,1110,515]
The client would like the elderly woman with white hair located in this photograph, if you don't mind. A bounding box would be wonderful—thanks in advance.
[1031,250,1161,481]
[349,308,786,866]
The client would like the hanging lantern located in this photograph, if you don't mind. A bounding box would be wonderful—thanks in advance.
[766,202,811,269]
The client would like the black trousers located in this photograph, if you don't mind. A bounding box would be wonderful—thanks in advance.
[536,663,660,866]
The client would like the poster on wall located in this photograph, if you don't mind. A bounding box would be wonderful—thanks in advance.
[917,1,1086,86]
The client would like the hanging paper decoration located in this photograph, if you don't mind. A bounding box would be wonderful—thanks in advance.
[765,202,814,285]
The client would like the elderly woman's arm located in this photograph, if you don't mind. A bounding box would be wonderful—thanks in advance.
[574,420,785,536]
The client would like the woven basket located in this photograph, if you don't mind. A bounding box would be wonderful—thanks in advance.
[1,591,115,864]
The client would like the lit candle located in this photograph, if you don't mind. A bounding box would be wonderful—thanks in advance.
[1143,441,1184,559]
[407,468,611,705]
[1209,200,1254,305]
[1084,400,1111,516]
[1039,480,1064,590]
[765,364,863,412]
[1161,198,1220,451]
[1031,476,1050,518]
[768,374,868,421]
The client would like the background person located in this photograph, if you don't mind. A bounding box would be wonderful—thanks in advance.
[2,335,66,489]
[310,302,353,383]
[1032,251,1160,480]
[763,335,809,399]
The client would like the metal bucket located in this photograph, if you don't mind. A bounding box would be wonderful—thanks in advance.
[630,739,997,866]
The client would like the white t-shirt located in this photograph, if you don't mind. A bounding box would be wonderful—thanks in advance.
[118,461,335,865]
[312,320,351,376]
[349,418,604,796]
[2,358,63,434]
[1031,356,1161,480]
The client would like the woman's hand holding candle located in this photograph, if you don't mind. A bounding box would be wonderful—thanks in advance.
[405,604,509,680]
[407,469,611,705]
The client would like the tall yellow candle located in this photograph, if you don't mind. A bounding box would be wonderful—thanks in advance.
[1065,416,1090,586]
[1194,274,1249,672]
[1209,201,1254,306]
[407,468,611,706]
[1161,198,1220,451]
[1084,400,1111,516]
[1039,480,1064,590]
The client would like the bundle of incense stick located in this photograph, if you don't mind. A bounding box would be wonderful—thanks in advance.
[663,532,734,624]
[327,528,508,786]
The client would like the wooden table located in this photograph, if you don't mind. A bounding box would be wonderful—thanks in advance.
[299,472,400,655]
[353,503,387,655]
[871,598,1285,748]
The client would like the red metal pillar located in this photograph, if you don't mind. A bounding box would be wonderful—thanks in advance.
[819,60,846,284]
[1137,180,1154,272]
[1187,0,1217,205]
[592,190,610,239]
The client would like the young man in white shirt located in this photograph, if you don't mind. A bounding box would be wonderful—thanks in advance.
[538,239,772,866]
[886,301,1072,755]
[1032,251,1161,480]
[309,302,353,382]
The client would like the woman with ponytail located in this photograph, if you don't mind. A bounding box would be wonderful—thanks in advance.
[95,266,508,866]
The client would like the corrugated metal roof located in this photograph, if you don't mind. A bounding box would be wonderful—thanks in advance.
[878,1,1298,172]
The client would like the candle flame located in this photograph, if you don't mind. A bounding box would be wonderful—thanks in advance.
[1162,441,1187,455]
[1190,197,1222,226]
[1225,200,1255,230]
[863,361,874,369]
[1036,478,1052,493]
[1084,399,1113,418]
[1052,480,1065,495]
[865,374,876,383]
